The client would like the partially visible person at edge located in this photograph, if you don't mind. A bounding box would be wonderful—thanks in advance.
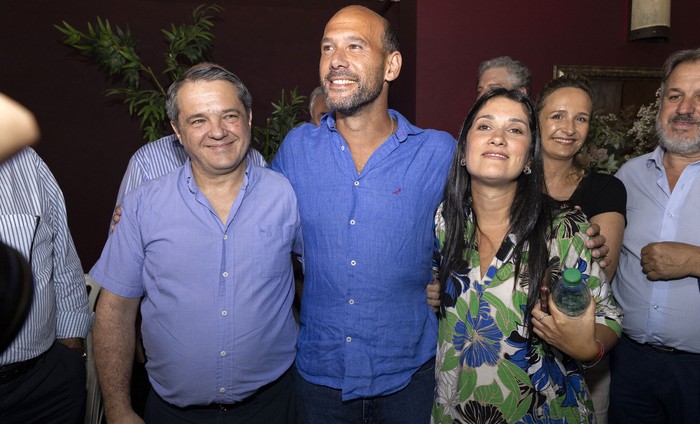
[0,93,39,161]
[535,74,627,424]
[609,47,700,424]
[477,55,532,98]
[271,6,456,423]
[91,63,301,424]
[308,86,329,126]
[432,88,622,423]
[0,147,93,423]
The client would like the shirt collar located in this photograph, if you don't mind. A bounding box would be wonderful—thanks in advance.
[183,157,254,194]
[646,145,665,170]
[323,109,425,144]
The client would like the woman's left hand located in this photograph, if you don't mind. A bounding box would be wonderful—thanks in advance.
[531,297,599,361]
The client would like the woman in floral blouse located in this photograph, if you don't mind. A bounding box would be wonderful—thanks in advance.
[432,89,622,424]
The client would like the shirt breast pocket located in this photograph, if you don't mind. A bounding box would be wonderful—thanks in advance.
[250,224,294,278]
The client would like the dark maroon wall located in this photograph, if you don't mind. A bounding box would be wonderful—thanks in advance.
[3,0,698,270]
[414,0,700,136]
[0,0,383,269]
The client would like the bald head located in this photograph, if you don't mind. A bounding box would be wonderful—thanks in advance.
[320,5,402,116]
[327,6,399,55]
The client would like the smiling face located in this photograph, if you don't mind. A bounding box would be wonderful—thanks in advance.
[319,6,395,116]
[538,87,592,163]
[171,79,251,180]
[465,96,533,187]
[657,61,700,156]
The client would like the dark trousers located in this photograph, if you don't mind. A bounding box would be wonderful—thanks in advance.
[609,334,700,424]
[294,358,436,424]
[0,342,87,424]
[144,365,295,424]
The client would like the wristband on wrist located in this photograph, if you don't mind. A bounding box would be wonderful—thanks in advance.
[581,339,604,369]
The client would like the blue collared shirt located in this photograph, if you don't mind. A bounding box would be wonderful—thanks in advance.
[0,148,92,365]
[614,146,700,353]
[271,110,455,400]
[90,160,302,406]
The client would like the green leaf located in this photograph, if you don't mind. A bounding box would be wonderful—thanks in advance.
[441,347,460,372]
[455,296,469,324]
[474,380,504,405]
[496,359,532,395]
[457,367,477,402]
[482,292,521,335]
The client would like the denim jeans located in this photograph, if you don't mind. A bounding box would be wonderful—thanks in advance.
[294,358,435,424]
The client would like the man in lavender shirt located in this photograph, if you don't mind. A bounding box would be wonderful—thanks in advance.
[90,64,301,424]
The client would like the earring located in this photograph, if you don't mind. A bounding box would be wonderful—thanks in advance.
[460,159,466,167]
[523,166,532,175]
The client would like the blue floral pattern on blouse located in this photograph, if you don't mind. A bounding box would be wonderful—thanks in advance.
[432,206,622,424]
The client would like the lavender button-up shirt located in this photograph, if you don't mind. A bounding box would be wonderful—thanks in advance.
[90,160,302,406]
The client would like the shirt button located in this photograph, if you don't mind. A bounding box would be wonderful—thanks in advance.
[346,336,352,342]
[350,219,356,225]
[221,310,228,316]
[220,351,227,357]
[223,235,228,240]
[348,299,355,305]
[653,305,658,309]
[350,260,357,266]
[223,272,229,278]
[667,213,673,217]
[354,181,360,186]
[219,387,226,394]
[341,146,345,151]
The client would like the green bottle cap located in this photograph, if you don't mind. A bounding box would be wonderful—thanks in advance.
[562,268,582,286]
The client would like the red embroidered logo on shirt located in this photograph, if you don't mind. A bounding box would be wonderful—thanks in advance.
[392,188,402,195]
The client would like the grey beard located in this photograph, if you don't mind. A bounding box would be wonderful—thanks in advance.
[656,117,700,156]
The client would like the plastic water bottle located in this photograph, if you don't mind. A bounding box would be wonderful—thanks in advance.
[552,268,591,317]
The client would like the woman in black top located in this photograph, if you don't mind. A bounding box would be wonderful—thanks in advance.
[535,75,626,424]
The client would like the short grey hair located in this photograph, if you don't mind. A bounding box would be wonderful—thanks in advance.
[478,56,532,95]
[660,47,700,94]
[166,63,253,127]
[308,86,324,117]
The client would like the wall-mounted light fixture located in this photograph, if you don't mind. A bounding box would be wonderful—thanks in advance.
[629,0,671,41]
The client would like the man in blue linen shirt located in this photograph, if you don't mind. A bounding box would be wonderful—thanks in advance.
[91,64,301,424]
[609,48,700,423]
[271,6,455,423]
[0,147,93,423]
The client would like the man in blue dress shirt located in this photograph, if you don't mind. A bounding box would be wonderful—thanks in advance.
[609,48,700,424]
[271,6,455,423]
[91,64,302,424]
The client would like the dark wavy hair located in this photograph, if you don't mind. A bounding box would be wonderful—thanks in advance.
[439,88,554,341]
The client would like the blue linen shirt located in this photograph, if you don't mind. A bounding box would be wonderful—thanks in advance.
[271,110,455,400]
[0,148,92,365]
[90,160,302,406]
[614,146,700,353]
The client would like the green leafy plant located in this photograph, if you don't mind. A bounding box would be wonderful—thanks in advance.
[254,88,308,161]
[55,4,222,141]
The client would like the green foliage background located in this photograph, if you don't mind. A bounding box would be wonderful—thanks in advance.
[55,4,306,161]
